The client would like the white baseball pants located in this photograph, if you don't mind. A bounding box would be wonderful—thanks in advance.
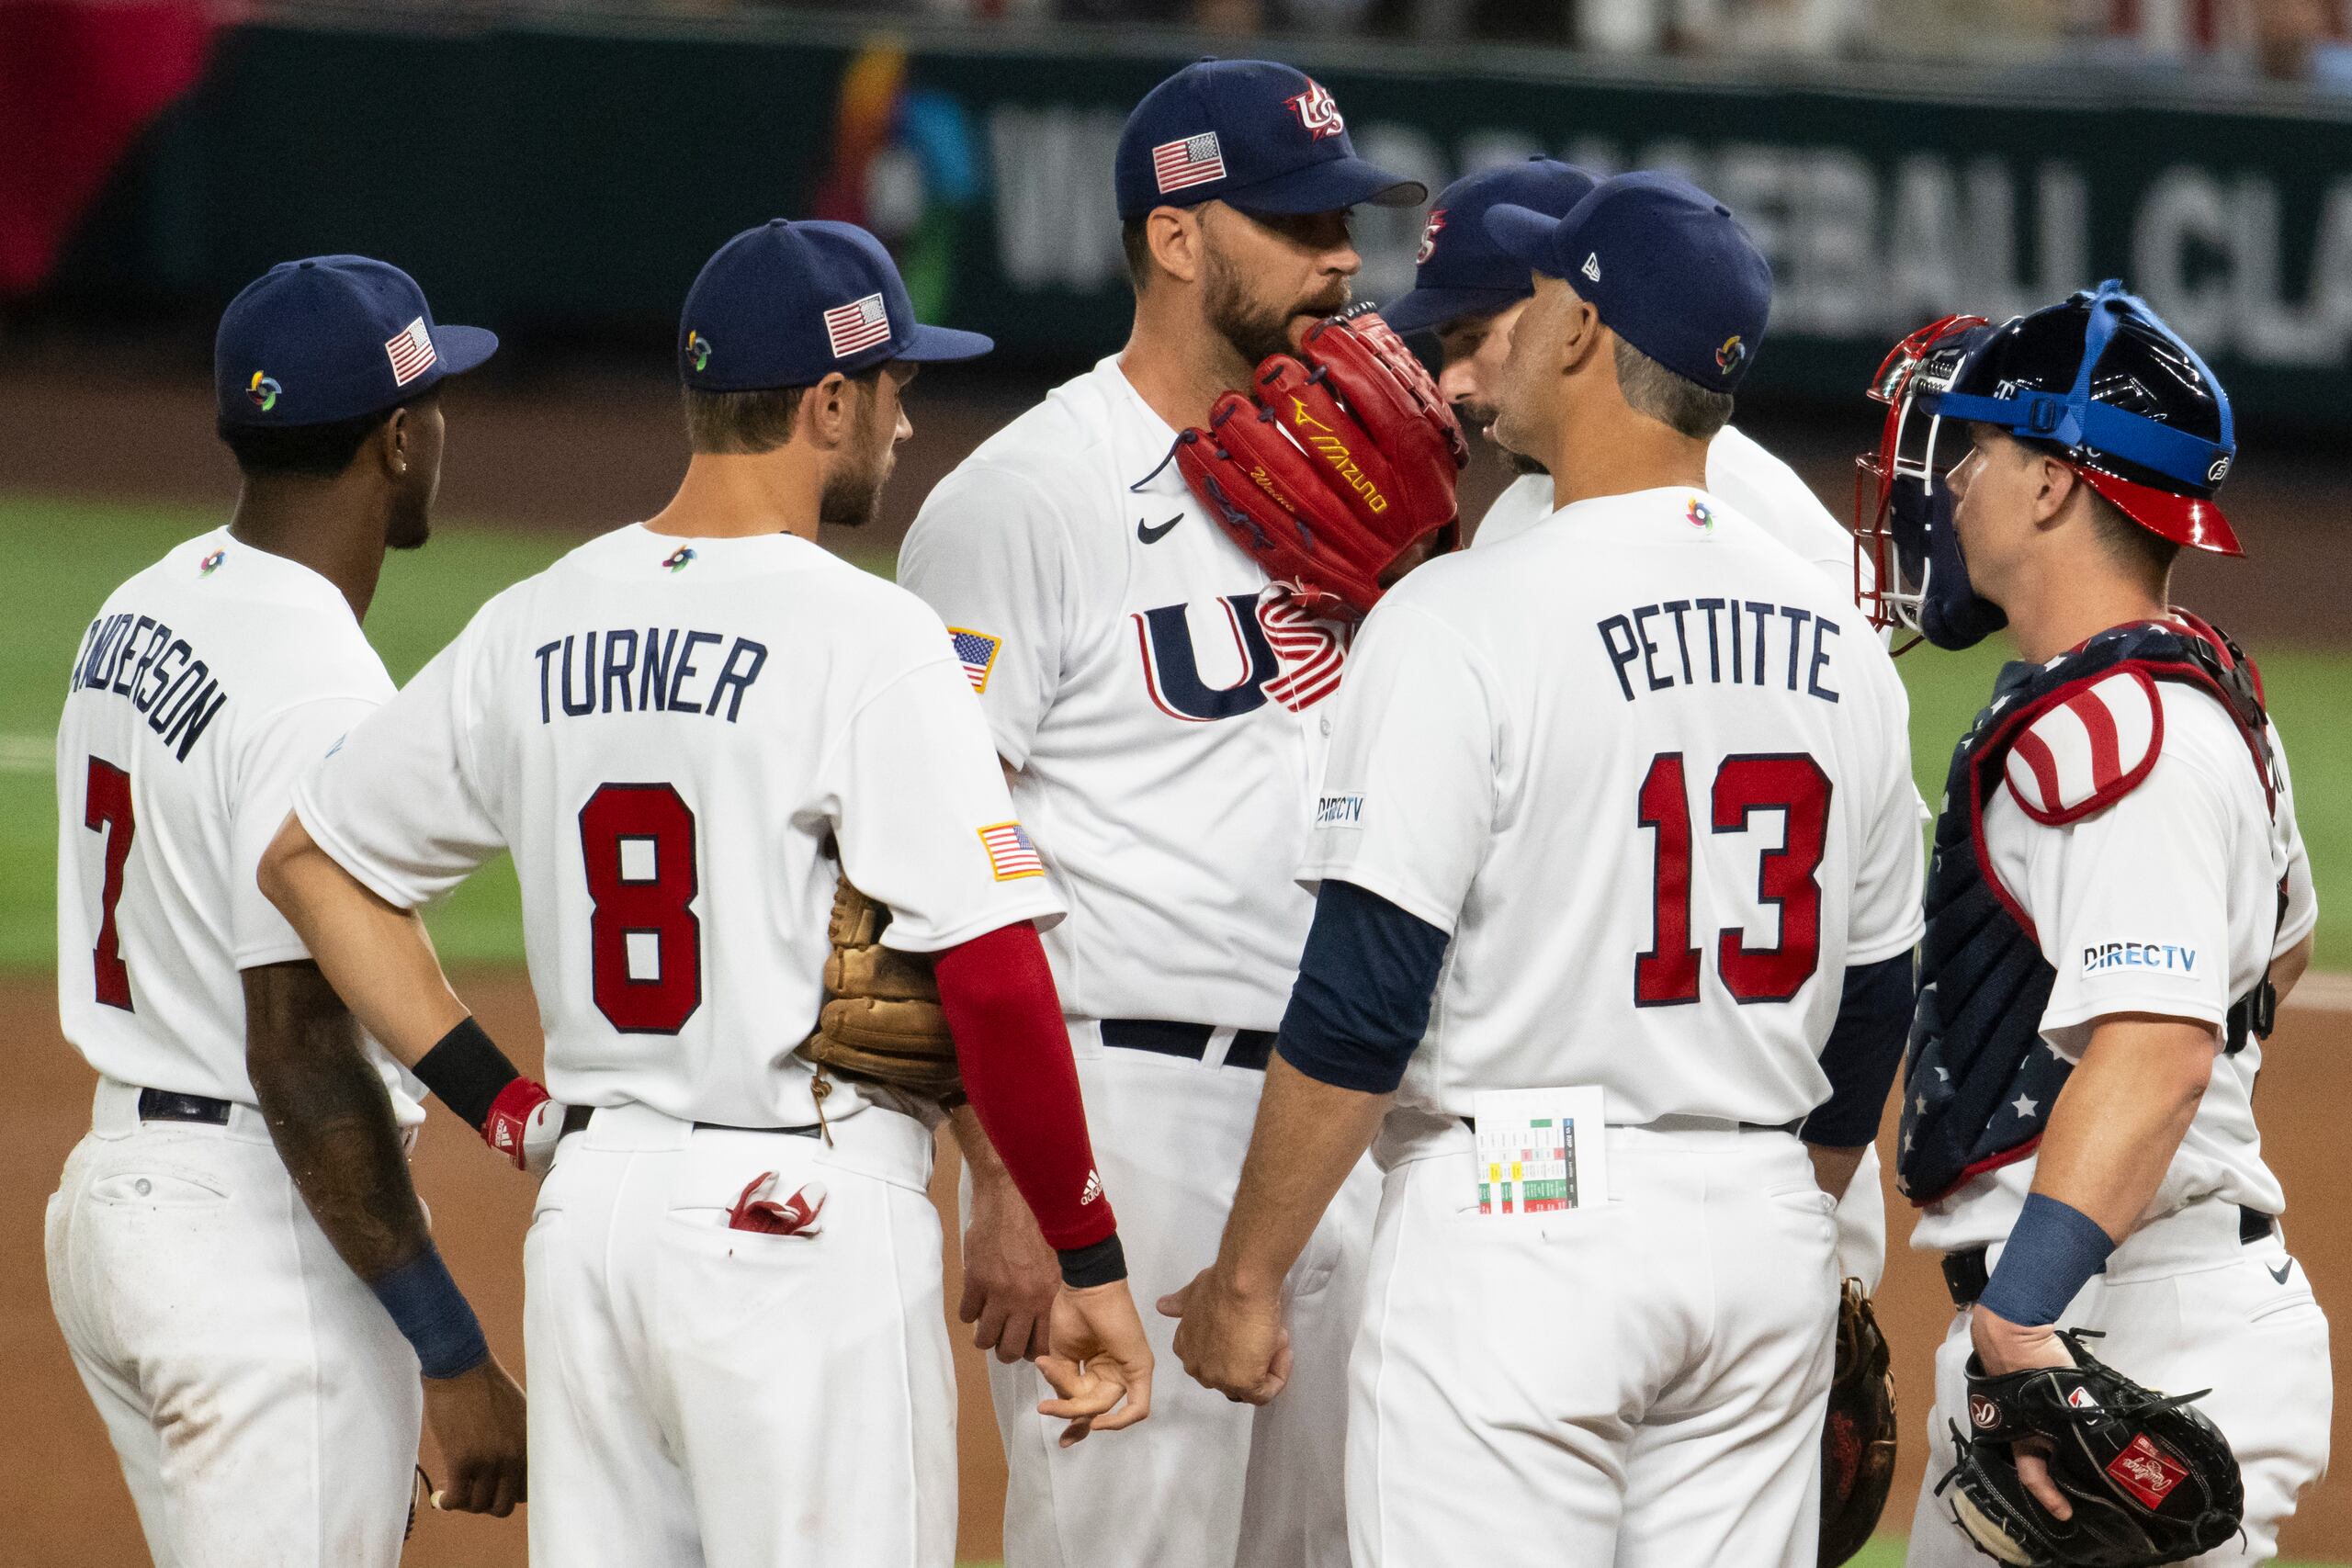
[1905,1201,2332,1568]
[1349,1115,1840,1568]
[525,1101,954,1568]
[981,1036,1378,1568]
[45,1077,423,1568]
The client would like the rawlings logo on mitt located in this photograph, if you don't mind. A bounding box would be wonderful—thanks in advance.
[1174,308,1467,618]
[1937,1329,2244,1568]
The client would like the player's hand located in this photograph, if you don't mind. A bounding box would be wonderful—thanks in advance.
[1035,1280,1155,1448]
[1971,1303,2075,1520]
[1159,1266,1291,1406]
[960,1161,1058,1363]
[421,1354,527,1517]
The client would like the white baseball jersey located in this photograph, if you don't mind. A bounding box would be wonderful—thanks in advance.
[1303,487,1924,1126]
[54,527,420,1120]
[900,355,1341,1031]
[1911,675,2315,1253]
[294,524,1061,1128]
[1475,424,1855,584]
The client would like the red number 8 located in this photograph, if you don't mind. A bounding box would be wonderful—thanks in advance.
[579,784,702,1034]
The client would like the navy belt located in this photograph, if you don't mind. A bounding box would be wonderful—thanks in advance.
[557,1104,821,1140]
[1100,1020,1275,1071]
[137,1088,233,1126]
[1941,1205,2277,1309]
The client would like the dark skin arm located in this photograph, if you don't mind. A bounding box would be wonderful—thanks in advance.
[242,961,527,1517]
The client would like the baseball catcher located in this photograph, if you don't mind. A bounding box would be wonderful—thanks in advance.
[1939,1329,2242,1567]
[1174,306,1467,616]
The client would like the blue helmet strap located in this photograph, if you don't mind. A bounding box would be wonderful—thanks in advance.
[1922,280,2232,491]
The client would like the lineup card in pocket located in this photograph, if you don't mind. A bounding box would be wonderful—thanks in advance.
[1472,1087,1608,1216]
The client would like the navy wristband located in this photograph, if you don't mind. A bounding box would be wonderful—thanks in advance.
[1977,1193,2117,1326]
[370,1246,491,1379]
[1057,1234,1127,1290]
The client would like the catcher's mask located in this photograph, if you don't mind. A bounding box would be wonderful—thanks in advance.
[1855,280,2240,653]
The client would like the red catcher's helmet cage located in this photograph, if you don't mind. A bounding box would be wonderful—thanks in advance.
[1855,282,2242,646]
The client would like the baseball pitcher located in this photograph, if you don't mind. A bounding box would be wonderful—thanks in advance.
[899,59,1434,1568]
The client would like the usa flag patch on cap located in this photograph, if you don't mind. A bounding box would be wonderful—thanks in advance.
[978,822,1045,881]
[1152,132,1226,195]
[822,292,894,359]
[385,317,436,386]
[949,627,1002,693]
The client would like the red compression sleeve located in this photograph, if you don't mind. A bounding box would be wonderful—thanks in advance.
[932,922,1115,1251]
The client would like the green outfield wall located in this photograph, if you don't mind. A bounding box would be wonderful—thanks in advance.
[53,14,2352,419]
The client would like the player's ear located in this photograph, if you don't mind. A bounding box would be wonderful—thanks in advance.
[377,405,413,479]
[1556,290,1604,378]
[802,371,854,450]
[1145,207,1204,288]
[2030,450,2080,530]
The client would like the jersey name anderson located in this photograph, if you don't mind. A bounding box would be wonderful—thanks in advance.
[68,608,233,761]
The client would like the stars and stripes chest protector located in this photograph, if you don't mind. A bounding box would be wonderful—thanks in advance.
[1895,618,2278,1206]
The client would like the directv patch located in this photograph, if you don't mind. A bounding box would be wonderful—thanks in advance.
[1316,793,1366,829]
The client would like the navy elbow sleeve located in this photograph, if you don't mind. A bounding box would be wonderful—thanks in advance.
[1275,881,1450,1096]
[1802,951,1917,1147]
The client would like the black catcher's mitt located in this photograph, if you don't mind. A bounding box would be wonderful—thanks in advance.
[1821,1279,1899,1566]
[1938,1329,2243,1567]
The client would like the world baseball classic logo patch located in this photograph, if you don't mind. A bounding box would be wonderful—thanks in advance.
[822,293,893,359]
[978,821,1045,881]
[2105,1435,2190,1509]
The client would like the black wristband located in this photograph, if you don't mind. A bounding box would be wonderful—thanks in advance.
[413,1017,522,1134]
[1057,1233,1127,1290]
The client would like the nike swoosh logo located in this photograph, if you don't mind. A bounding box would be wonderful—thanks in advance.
[1137,513,1182,545]
[2269,1260,2294,1285]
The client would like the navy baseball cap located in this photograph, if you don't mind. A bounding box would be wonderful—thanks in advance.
[216,255,497,428]
[1384,157,1600,336]
[1114,59,1424,220]
[1485,172,1772,392]
[680,219,991,391]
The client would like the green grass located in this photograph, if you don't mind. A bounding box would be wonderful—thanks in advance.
[7,491,2352,973]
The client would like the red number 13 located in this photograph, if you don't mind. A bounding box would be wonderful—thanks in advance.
[1635,752,1831,1006]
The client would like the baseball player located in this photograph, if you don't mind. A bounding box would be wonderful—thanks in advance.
[1165,174,1925,1567]
[1860,284,2330,1566]
[898,59,1425,1568]
[255,220,1154,1568]
[1387,156,1894,1289]
[46,256,526,1566]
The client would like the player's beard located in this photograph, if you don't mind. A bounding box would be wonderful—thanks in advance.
[1203,242,1351,368]
[819,388,894,529]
